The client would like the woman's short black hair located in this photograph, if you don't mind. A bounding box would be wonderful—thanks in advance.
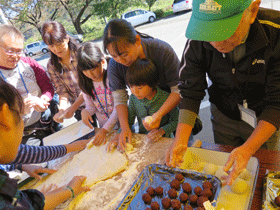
[126,59,159,90]
[103,19,152,55]
[0,78,24,123]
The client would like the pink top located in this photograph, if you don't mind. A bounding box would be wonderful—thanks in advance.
[83,78,118,132]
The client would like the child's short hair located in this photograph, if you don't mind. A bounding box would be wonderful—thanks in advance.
[126,59,159,89]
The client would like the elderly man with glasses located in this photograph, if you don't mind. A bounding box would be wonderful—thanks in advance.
[0,24,55,146]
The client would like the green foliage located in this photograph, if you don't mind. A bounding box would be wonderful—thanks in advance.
[153,9,164,18]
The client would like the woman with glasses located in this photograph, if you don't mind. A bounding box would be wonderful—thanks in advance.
[41,21,93,125]
[0,24,55,146]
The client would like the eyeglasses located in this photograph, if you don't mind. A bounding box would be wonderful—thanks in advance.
[0,44,23,56]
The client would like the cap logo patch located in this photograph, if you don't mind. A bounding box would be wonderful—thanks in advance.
[199,0,222,13]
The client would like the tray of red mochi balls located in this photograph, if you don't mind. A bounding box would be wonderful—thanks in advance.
[116,164,222,210]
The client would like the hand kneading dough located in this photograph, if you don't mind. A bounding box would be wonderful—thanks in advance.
[215,167,228,180]
[230,178,248,194]
[144,116,153,124]
[203,163,218,175]
[34,144,128,190]
[238,169,252,180]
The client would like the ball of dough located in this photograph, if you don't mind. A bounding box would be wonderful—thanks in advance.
[175,173,184,182]
[184,204,193,210]
[197,196,209,207]
[215,167,228,180]
[182,182,192,193]
[203,163,218,175]
[142,193,152,204]
[144,116,153,124]
[201,188,212,198]
[189,194,198,204]
[151,201,160,210]
[168,188,177,199]
[154,186,163,196]
[170,179,181,190]
[171,199,181,210]
[230,178,248,194]
[238,169,252,180]
[162,197,172,209]
[202,181,213,190]
[275,196,280,207]
[125,143,134,153]
[194,186,202,196]
[179,192,189,203]
[146,186,155,196]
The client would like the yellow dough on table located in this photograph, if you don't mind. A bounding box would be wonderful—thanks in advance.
[238,169,252,180]
[33,144,128,209]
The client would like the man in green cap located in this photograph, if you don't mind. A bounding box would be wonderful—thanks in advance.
[166,0,280,186]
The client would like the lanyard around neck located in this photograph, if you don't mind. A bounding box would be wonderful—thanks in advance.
[92,86,109,118]
[0,67,29,94]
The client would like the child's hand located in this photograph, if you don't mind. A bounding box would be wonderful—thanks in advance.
[67,176,90,196]
[118,128,132,152]
[147,128,165,142]
[63,107,76,119]
[81,109,94,129]
[106,133,120,153]
[53,110,66,123]
[89,128,108,147]
[142,113,162,131]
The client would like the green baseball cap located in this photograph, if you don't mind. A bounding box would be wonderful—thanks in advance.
[186,0,252,41]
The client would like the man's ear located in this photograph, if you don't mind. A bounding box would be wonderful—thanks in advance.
[0,104,12,131]
[249,0,261,24]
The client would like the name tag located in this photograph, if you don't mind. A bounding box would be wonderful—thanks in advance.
[238,103,257,128]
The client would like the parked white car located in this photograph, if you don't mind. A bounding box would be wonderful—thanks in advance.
[25,41,49,57]
[121,9,156,27]
[172,0,193,14]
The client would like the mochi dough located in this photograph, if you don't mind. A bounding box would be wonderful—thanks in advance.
[144,116,153,124]
[238,169,252,180]
[230,178,248,194]
[203,163,219,175]
[215,167,228,180]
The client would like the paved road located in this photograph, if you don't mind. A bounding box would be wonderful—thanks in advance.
[35,3,280,143]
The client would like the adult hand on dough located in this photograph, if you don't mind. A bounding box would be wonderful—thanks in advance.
[165,140,188,168]
[118,127,132,152]
[222,146,251,186]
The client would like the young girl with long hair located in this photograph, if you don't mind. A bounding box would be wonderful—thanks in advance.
[77,42,118,146]
[41,21,90,124]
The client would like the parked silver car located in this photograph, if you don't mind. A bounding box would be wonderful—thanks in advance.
[67,31,83,43]
[25,41,49,57]
[121,9,156,27]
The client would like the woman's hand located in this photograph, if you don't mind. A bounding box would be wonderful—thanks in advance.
[88,128,108,147]
[147,128,165,142]
[81,109,94,129]
[67,176,90,196]
[222,146,252,186]
[118,128,132,152]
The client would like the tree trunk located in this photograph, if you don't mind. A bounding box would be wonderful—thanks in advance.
[74,21,84,34]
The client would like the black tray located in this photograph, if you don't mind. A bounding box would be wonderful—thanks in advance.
[117,164,222,210]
